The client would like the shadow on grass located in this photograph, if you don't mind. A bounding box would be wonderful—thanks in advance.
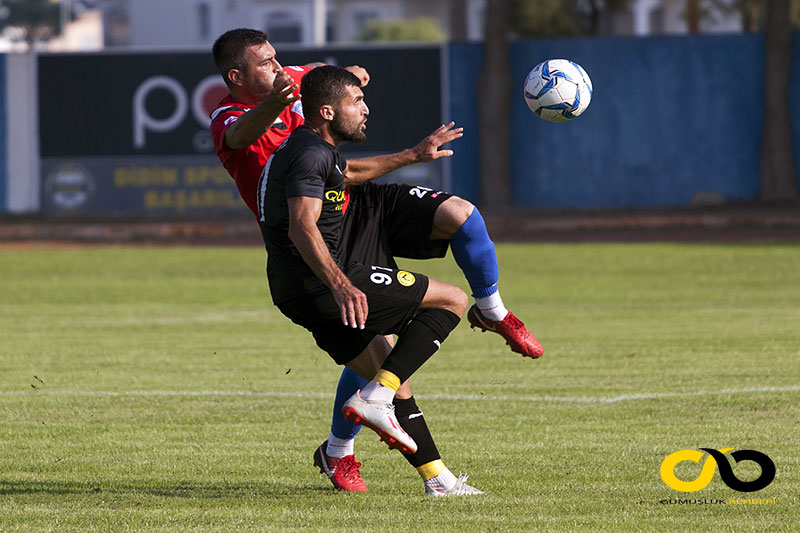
[0,479,335,499]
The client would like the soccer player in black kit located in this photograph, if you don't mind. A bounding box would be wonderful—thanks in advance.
[260,66,480,487]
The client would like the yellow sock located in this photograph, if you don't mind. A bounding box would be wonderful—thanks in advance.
[416,459,446,481]
[373,369,400,391]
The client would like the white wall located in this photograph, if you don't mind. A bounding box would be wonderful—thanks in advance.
[6,53,40,213]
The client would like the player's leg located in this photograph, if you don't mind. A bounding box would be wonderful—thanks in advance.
[432,196,544,358]
[341,322,482,495]
[375,183,543,358]
[342,271,467,453]
[316,185,396,488]
[392,394,483,496]
[313,366,369,491]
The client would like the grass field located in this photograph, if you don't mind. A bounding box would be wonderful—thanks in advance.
[1,243,798,531]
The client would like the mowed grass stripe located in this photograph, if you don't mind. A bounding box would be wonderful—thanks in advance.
[2,384,799,403]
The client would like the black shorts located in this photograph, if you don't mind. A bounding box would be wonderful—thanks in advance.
[276,262,430,365]
[341,182,452,269]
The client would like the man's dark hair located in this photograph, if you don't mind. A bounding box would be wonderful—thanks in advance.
[300,66,363,118]
[212,28,268,86]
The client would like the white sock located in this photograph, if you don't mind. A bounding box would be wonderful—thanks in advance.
[359,381,396,404]
[425,467,458,492]
[326,434,354,459]
[475,291,508,321]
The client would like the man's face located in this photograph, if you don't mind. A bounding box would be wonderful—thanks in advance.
[236,42,282,101]
[330,85,369,144]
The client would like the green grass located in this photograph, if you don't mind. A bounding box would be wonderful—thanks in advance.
[1,243,798,531]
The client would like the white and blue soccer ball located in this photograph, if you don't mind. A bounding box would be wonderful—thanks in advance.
[524,59,593,122]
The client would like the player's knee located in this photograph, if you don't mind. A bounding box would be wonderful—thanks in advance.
[450,196,475,223]
[431,197,475,240]
[449,286,469,317]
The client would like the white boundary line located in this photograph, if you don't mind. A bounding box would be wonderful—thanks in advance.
[1,385,798,404]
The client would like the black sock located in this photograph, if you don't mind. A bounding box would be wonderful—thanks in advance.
[394,396,440,468]
[381,308,460,383]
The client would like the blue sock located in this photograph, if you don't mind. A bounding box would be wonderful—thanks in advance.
[450,208,499,298]
[331,367,367,439]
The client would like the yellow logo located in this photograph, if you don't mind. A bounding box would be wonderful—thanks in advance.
[660,448,776,493]
[397,271,416,286]
[325,190,345,202]
[660,449,733,492]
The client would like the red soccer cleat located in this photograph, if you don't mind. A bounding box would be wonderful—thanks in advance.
[467,305,544,358]
[313,441,368,492]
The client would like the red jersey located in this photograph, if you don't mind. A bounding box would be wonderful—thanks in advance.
[210,65,313,218]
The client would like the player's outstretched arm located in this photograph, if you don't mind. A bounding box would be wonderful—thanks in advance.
[343,122,463,185]
[287,196,368,329]
[223,71,300,150]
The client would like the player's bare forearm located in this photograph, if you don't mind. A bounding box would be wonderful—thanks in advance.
[288,198,346,289]
[343,122,463,185]
[223,71,300,150]
[223,100,286,149]
[287,196,367,327]
[343,150,415,185]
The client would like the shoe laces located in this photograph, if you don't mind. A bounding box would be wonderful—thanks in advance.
[338,455,363,480]
[504,312,525,329]
[450,473,480,495]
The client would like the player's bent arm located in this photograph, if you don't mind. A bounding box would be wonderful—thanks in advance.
[343,122,463,185]
[287,196,368,328]
[223,72,300,150]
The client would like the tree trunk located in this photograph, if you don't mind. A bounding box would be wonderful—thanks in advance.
[760,0,797,202]
[478,0,511,209]
[449,0,468,41]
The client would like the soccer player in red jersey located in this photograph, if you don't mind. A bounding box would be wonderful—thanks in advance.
[210,28,540,495]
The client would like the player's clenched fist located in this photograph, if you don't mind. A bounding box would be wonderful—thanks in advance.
[271,70,300,106]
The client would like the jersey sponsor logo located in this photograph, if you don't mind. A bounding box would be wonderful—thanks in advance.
[325,189,345,211]
[325,190,345,202]
[223,115,238,126]
[397,271,416,287]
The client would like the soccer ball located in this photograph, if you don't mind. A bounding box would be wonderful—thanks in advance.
[523,59,592,122]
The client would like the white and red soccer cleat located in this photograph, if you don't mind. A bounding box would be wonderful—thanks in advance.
[313,441,368,492]
[467,305,544,358]
[342,391,417,454]
[425,473,485,497]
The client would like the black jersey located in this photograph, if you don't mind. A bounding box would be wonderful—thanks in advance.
[261,126,347,304]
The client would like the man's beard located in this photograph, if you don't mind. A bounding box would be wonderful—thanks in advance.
[330,114,366,144]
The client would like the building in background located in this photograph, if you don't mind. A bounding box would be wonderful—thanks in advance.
[96,0,743,49]
[97,0,486,48]
[0,0,748,52]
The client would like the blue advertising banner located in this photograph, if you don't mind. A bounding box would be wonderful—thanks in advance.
[38,46,444,215]
[449,34,800,208]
